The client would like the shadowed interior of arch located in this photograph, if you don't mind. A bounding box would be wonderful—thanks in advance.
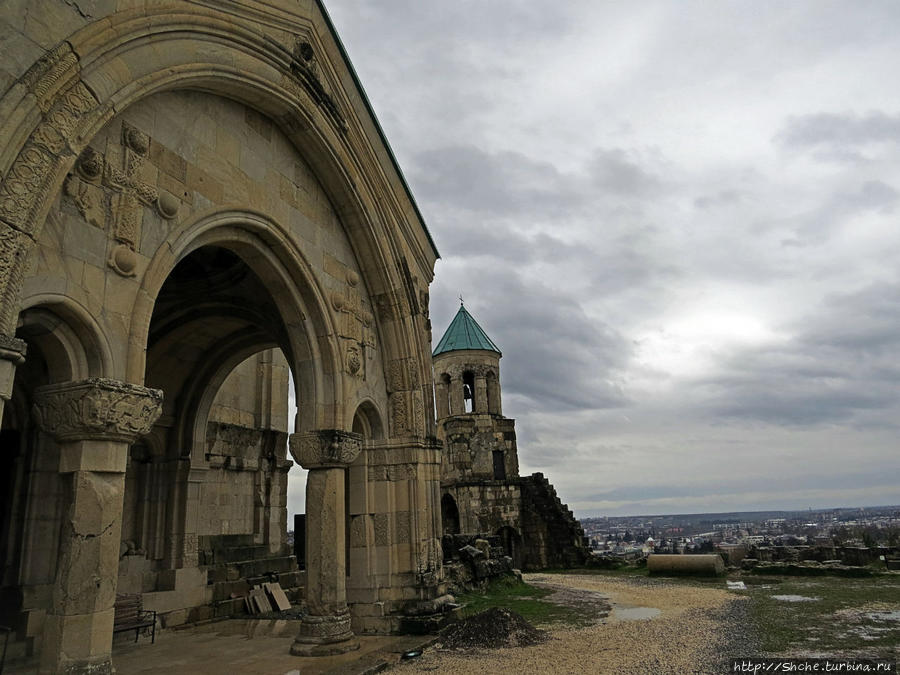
[132,244,309,571]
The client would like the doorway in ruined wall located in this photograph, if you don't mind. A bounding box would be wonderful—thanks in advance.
[441,493,460,535]
[135,243,323,600]
[496,526,523,569]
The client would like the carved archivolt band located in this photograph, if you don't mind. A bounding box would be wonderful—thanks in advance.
[32,377,163,443]
[289,429,362,469]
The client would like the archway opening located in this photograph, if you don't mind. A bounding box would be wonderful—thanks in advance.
[496,526,522,569]
[0,307,93,634]
[133,243,312,596]
[441,493,460,536]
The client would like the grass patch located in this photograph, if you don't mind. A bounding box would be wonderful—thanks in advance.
[742,574,900,658]
[454,576,593,628]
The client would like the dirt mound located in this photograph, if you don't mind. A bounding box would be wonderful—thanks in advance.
[439,607,547,649]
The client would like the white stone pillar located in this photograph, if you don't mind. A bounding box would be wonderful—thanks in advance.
[487,376,502,416]
[434,378,449,420]
[473,374,487,413]
[32,378,163,675]
[288,430,362,656]
[449,375,465,416]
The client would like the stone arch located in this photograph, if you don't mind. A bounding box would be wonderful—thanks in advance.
[130,210,340,435]
[351,400,384,442]
[1,298,115,656]
[0,4,443,660]
[16,295,113,381]
[0,8,435,438]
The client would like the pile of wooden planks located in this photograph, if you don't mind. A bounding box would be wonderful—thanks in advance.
[244,581,292,614]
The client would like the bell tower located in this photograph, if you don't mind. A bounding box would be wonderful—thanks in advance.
[432,301,503,421]
[432,301,517,485]
[432,301,589,570]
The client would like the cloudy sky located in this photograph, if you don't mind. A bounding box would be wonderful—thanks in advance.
[290,1,900,517]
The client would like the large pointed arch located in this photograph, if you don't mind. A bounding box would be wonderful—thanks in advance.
[0,4,437,437]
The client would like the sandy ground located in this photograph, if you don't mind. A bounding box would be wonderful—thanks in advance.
[391,572,746,675]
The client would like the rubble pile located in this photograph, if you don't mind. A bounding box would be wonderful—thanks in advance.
[439,607,547,649]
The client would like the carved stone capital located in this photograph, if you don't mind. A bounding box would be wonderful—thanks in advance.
[289,430,362,469]
[0,334,27,400]
[32,378,163,443]
[0,334,27,364]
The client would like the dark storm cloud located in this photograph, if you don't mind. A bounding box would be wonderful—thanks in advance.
[775,111,900,161]
[582,469,893,505]
[588,148,662,195]
[432,219,580,266]
[780,179,900,247]
[695,281,900,427]
[322,0,900,516]
[411,145,578,217]
[694,189,743,210]
[432,267,630,413]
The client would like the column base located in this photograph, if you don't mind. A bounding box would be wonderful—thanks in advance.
[290,610,360,657]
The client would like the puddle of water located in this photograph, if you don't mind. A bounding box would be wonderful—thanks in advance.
[200,618,301,639]
[864,610,900,622]
[610,606,661,621]
[771,595,819,602]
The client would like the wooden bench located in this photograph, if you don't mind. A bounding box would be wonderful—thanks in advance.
[113,594,156,644]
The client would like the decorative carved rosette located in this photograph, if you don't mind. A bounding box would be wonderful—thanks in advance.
[32,377,163,443]
[289,429,362,469]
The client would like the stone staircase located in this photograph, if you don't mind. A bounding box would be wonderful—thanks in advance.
[519,472,589,569]
[197,535,304,621]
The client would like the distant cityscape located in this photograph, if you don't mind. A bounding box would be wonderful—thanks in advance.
[580,505,900,559]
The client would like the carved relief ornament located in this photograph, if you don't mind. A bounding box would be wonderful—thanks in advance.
[32,378,163,443]
[289,429,362,469]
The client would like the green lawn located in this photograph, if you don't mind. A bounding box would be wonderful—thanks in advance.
[740,574,900,658]
[454,576,597,628]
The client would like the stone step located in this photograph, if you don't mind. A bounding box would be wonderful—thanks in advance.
[208,570,303,602]
[209,580,305,619]
[206,555,299,584]
[200,544,271,565]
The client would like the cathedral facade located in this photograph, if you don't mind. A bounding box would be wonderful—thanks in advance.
[0,1,446,671]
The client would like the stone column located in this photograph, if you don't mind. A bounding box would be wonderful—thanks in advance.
[32,378,163,675]
[0,334,26,421]
[288,430,362,656]
[487,376,502,416]
[448,375,465,416]
[473,374,488,413]
[434,378,449,420]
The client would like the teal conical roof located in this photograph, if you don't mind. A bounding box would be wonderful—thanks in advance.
[433,304,501,357]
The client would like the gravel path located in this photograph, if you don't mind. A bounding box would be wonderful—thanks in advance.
[391,572,750,674]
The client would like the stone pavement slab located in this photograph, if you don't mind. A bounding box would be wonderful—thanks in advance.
[108,619,435,675]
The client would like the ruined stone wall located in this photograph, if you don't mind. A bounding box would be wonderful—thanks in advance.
[443,483,521,535]
[441,415,518,483]
[519,473,588,570]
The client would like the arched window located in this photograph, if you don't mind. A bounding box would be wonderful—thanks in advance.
[462,371,475,413]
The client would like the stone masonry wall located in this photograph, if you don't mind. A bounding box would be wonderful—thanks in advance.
[519,473,588,570]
